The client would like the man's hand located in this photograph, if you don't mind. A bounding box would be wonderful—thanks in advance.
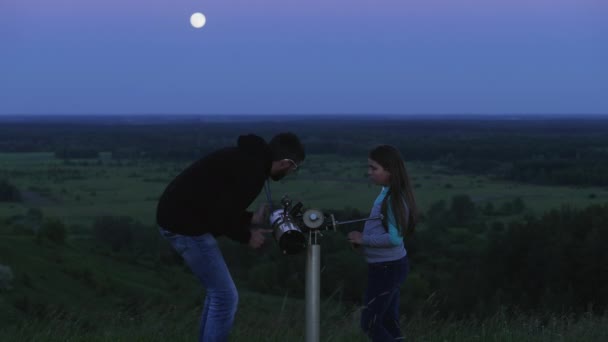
[251,204,270,225]
[248,228,273,249]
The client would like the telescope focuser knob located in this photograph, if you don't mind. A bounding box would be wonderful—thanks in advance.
[303,209,325,229]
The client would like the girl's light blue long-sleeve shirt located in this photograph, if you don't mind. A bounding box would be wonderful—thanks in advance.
[361,187,408,263]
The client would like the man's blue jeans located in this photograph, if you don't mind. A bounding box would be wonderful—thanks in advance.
[160,228,238,342]
[361,256,409,341]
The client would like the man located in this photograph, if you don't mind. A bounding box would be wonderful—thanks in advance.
[156,132,305,342]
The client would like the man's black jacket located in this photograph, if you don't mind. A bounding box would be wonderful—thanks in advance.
[156,134,272,243]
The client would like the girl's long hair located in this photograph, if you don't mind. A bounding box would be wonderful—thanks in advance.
[369,145,418,236]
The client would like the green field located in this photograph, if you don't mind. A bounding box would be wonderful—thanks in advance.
[1,153,606,227]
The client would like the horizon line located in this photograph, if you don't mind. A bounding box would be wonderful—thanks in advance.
[1,113,607,117]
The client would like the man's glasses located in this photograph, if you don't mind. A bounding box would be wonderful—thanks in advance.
[284,159,299,171]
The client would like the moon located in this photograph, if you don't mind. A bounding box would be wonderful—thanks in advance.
[190,12,206,29]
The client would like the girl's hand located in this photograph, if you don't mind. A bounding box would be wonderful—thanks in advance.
[347,231,363,244]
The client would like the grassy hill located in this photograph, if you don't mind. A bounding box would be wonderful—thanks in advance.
[2,235,608,342]
[0,234,363,341]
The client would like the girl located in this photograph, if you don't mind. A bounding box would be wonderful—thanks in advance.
[347,145,418,341]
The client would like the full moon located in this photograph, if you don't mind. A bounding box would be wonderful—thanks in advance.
[190,12,206,29]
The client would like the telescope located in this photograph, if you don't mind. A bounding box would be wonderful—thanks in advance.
[268,195,382,342]
[270,195,382,255]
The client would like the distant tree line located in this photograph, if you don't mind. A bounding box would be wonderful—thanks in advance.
[2,116,608,186]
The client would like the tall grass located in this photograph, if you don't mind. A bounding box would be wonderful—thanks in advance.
[2,300,607,342]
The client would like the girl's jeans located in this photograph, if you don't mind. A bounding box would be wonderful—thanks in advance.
[160,228,238,342]
[361,255,409,341]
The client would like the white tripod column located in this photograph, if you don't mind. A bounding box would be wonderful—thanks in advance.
[305,231,321,342]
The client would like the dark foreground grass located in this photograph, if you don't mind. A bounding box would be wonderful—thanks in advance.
[2,298,607,342]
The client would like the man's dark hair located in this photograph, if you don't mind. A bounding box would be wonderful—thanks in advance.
[269,132,305,162]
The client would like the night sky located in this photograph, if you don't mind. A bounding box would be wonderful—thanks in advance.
[1,0,606,115]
